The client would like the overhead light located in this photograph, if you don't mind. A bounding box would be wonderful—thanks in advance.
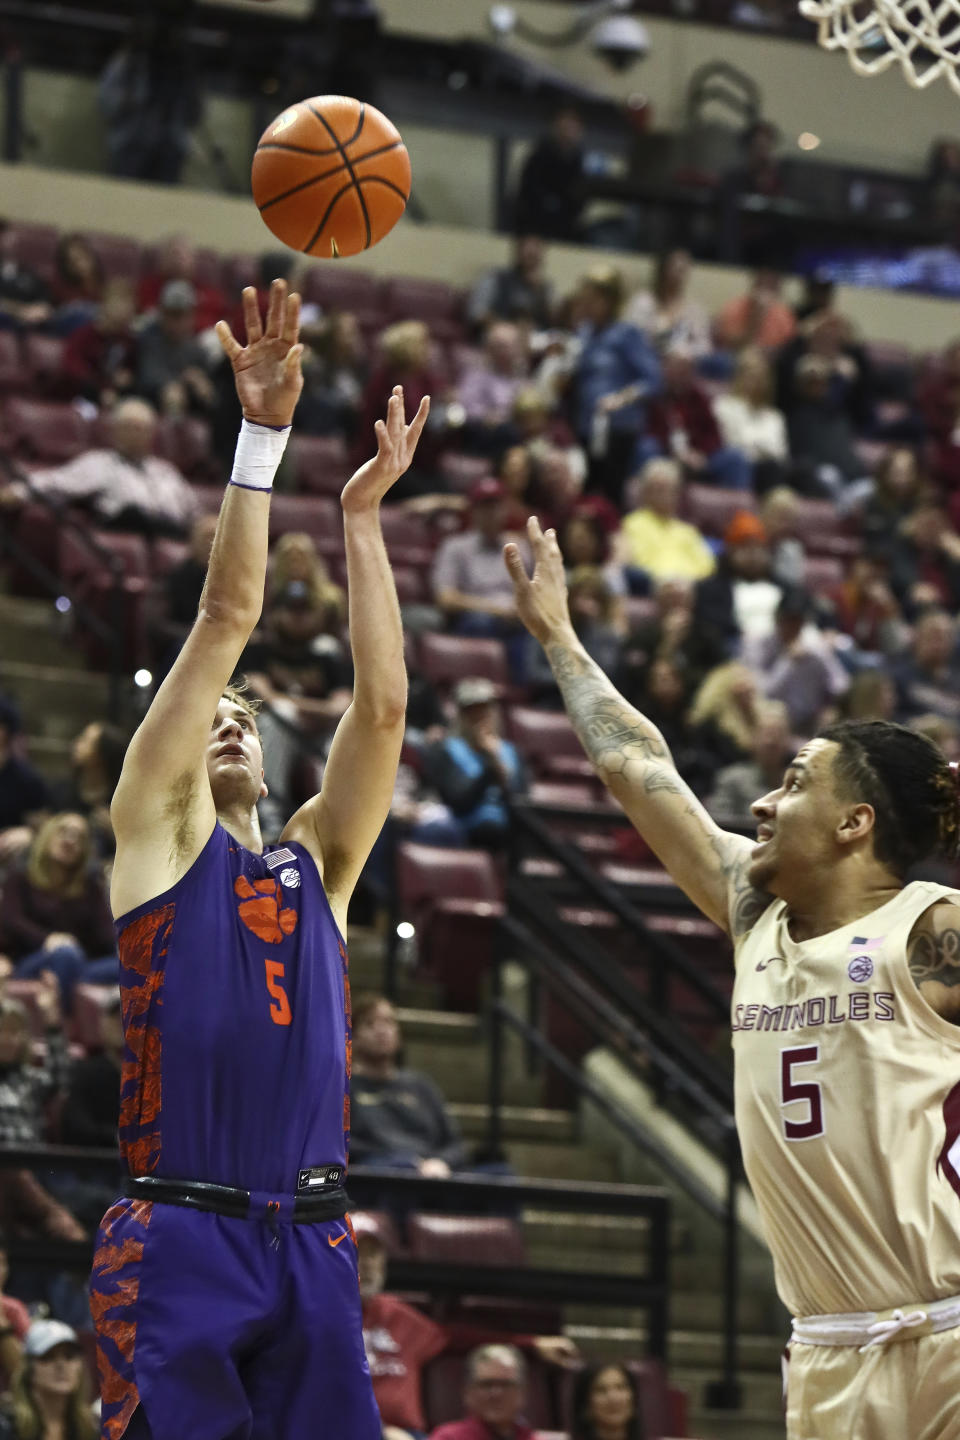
[133,668,153,688]
[798,131,821,150]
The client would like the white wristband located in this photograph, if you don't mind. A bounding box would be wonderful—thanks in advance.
[229,419,291,492]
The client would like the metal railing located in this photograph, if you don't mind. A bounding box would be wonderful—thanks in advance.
[0,1146,671,1358]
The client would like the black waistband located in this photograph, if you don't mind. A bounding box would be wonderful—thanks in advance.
[124,1175,348,1223]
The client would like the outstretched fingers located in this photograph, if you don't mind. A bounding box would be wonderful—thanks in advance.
[504,541,532,599]
[241,287,263,346]
[282,290,301,345]
[264,277,288,339]
[406,395,431,451]
[215,319,242,363]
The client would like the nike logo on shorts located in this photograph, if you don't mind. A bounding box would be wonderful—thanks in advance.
[328,1230,349,1247]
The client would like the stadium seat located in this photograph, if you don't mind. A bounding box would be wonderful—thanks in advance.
[287,433,352,497]
[407,1213,526,1267]
[6,224,59,281]
[5,981,46,1038]
[507,707,592,780]
[301,266,381,316]
[0,331,22,393]
[417,632,510,691]
[395,842,504,1009]
[149,539,188,579]
[378,505,434,565]
[382,277,464,326]
[58,529,150,585]
[528,780,599,809]
[267,493,341,550]
[803,553,845,591]
[683,483,756,537]
[790,496,842,546]
[155,415,217,482]
[69,984,108,1051]
[438,452,492,494]
[22,334,67,396]
[2,397,92,464]
[85,231,143,279]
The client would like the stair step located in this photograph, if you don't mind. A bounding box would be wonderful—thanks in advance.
[0,660,108,739]
[452,1105,576,1144]
[522,1207,679,1254]
[0,595,80,667]
[505,1140,620,1183]
[673,1365,782,1415]
[564,1283,775,1335]
[687,1411,785,1440]
[566,1324,784,1371]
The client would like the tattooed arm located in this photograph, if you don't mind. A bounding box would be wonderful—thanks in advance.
[907,901,960,1024]
[504,518,771,939]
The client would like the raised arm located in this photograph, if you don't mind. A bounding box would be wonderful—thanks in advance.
[504,518,770,938]
[110,281,303,913]
[282,386,430,932]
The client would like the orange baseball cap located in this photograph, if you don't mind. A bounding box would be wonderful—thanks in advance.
[724,510,767,547]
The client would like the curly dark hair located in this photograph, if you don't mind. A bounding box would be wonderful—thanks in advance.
[818,720,960,876]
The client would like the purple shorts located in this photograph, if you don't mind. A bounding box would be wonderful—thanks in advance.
[91,1197,379,1440]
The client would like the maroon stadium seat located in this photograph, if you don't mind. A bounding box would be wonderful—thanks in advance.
[155,415,216,482]
[395,842,504,1009]
[378,505,434,566]
[683,483,756,538]
[267,493,341,551]
[528,780,598,808]
[790,496,842,546]
[0,332,22,393]
[301,266,381,315]
[59,529,150,585]
[803,553,845,592]
[5,981,46,1038]
[22,334,67,396]
[417,633,509,691]
[507,707,592,780]
[407,1213,526,1267]
[69,985,108,1052]
[150,538,189,577]
[2,397,92,463]
[6,224,59,282]
[438,452,492,494]
[85,232,143,280]
[383,277,464,325]
[287,433,352,497]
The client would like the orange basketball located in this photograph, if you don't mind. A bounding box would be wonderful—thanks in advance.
[251,95,411,259]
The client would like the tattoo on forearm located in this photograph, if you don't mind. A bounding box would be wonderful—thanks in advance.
[908,927,960,992]
[546,642,672,775]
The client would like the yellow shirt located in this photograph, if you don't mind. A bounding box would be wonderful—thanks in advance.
[619,509,716,582]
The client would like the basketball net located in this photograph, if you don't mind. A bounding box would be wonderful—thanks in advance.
[800,0,960,93]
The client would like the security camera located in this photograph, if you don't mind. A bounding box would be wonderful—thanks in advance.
[591,14,651,69]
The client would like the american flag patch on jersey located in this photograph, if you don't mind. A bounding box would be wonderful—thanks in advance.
[849,935,884,950]
[265,848,297,869]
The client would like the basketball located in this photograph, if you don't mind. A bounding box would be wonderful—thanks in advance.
[251,95,411,259]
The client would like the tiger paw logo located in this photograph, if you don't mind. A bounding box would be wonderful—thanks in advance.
[234,875,298,944]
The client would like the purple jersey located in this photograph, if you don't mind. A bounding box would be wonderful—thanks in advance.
[115,823,351,1190]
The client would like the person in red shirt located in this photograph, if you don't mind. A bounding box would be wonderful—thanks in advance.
[61,278,138,407]
[645,344,751,489]
[427,1344,537,1440]
[355,1215,576,1440]
[137,234,227,335]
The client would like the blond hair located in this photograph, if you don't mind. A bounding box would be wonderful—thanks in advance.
[269,533,346,623]
[380,320,429,371]
[26,814,91,899]
[687,662,758,754]
[8,1355,96,1440]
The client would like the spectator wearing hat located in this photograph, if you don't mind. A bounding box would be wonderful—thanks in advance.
[743,588,849,735]
[714,270,796,353]
[645,344,751,490]
[417,679,527,850]
[0,697,50,870]
[0,1320,95,1440]
[1,398,198,539]
[692,510,783,657]
[355,1212,577,1440]
[432,479,530,682]
[135,278,216,417]
[616,459,716,588]
[573,266,662,505]
[428,1344,536,1440]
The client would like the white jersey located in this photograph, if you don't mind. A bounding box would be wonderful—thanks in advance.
[733,880,960,1317]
